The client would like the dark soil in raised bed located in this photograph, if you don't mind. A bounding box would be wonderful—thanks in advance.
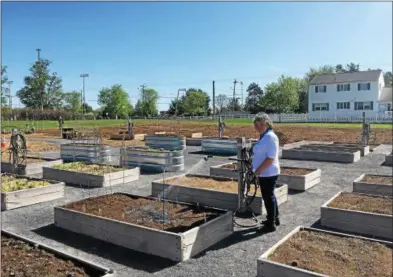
[63,194,221,233]
[294,147,357,153]
[1,235,99,277]
[268,229,393,277]
[328,192,393,215]
[219,164,314,176]
[167,175,261,195]
[362,175,392,185]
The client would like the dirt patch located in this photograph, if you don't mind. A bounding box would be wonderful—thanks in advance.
[268,229,393,277]
[220,163,237,170]
[1,175,51,192]
[362,175,392,185]
[63,194,221,233]
[281,167,315,175]
[1,156,52,164]
[103,139,145,147]
[166,175,261,196]
[1,235,97,277]
[26,141,60,152]
[328,192,393,215]
[53,162,124,175]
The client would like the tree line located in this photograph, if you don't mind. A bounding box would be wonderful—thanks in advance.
[1,59,392,120]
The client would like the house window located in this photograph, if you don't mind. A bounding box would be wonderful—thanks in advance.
[388,103,392,111]
[315,85,327,93]
[336,102,350,110]
[337,84,350,92]
[358,83,371,91]
[354,101,373,110]
[312,103,329,111]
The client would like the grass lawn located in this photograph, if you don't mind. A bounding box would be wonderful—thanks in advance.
[1,118,391,130]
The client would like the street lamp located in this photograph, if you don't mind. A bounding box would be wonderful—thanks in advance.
[80,73,89,115]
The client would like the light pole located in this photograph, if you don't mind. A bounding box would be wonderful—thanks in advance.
[80,73,89,116]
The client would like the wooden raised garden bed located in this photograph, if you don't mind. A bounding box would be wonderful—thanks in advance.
[321,191,393,240]
[281,148,361,163]
[299,143,370,156]
[1,174,65,211]
[257,226,392,277]
[210,163,321,191]
[54,193,233,262]
[1,156,63,176]
[151,174,288,215]
[353,174,392,197]
[1,230,115,277]
[43,162,140,188]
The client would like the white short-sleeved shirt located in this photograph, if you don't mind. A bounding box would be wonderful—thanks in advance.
[252,131,280,177]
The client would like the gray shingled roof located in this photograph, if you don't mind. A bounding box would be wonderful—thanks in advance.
[310,70,382,85]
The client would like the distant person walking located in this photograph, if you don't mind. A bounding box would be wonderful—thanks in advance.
[252,113,281,232]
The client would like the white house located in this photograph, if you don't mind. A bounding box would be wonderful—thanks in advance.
[308,70,392,118]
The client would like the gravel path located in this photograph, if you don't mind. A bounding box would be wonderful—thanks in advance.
[2,144,392,277]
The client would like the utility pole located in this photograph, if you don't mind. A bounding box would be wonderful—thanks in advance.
[36,48,41,61]
[36,48,44,114]
[140,84,146,116]
[212,81,215,118]
[233,79,238,113]
[240,81,243,111]
[80,73,89,116]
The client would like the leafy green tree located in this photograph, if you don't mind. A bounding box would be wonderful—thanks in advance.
[182,89,210,115]
[384,71,392,87]
[16,59,64,110]
[63,91,81,113]
[168,98,185,115]
[335,64,345,73]
[98,84,133,118]
[244,82,263,113]
[1,65,9,107]
[215,94,229,113]
[345,62,360,72]
[134,88,159,117]
[260,75,301,113]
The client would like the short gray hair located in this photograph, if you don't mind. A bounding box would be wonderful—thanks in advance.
[253,112,272,126]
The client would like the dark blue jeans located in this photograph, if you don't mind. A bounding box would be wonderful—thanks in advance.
[258,176,279,223]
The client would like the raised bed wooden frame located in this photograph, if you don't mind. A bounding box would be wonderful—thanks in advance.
[151,174,288,215]
[1,174,65,211]
[353,174,392,197]
[257,226,393,277]
[210,164,321,191]
[321,191,393,240]
[281,148,361,163]
[1,230,115,277]
[54,193,233,262]
[1,157,63,176]
[43,165,140,188]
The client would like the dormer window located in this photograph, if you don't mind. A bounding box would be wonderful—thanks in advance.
[337,84,350,92]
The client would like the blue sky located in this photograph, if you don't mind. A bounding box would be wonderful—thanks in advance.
[2,1,392,111]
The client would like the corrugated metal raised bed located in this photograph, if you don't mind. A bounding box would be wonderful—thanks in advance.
[1,157,63,176]
[1,174,65,211]
[60,143,111,163]
[201,137,252,155]
[2,230,115,277]
[145,135,186,151]
[120,146,184,172]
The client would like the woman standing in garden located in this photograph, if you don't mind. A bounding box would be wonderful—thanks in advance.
[252,112,281,232]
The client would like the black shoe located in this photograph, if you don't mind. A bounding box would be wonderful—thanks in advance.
[258,223,276,233]
[262,218,280,226]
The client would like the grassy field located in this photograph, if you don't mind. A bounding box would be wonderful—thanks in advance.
[1,118,392,130]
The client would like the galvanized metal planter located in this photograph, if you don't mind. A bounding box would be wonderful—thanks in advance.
[201,137,252,155]
[145,135,186,151]
[385,153,393,166]
[1,230,116,277]
[60,143,111,163]
[1,158,63,176]
[1,175,65,211]
[54,193,233,262]
[257,226,392,277]
[120,147,184,172]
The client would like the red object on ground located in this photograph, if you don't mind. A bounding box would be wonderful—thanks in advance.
[1,137,7,149]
